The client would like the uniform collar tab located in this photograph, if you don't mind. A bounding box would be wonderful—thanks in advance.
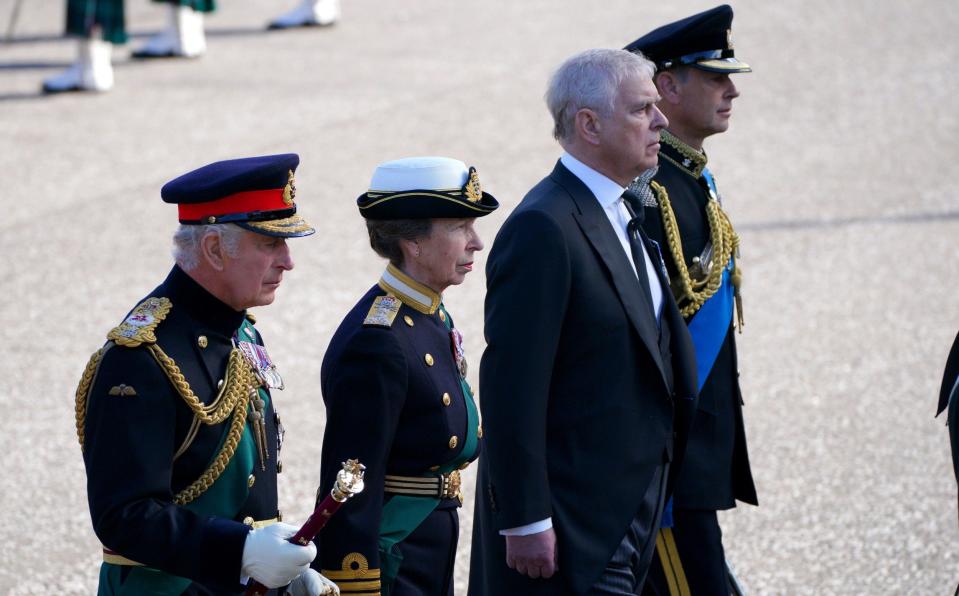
[660,130,708,178]
[378,264,442,315]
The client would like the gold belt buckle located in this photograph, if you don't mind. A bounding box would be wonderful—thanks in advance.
[441,470,463,504]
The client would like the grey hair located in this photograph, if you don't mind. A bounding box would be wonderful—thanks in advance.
[366,219,433,267]
[546,48,657,143]
[172,223,245,271]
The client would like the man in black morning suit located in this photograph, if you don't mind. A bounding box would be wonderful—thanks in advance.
[469,49,698,596]
[625,6,758,595]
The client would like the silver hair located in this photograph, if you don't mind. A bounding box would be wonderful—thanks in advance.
[172,223,245,271]
[545,48,657,143]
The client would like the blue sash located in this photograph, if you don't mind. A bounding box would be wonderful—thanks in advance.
[661,167,735,529]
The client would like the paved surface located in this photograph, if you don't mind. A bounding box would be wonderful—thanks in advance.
[2,0,958,593]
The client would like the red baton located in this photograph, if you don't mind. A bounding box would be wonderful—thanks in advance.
[244,459,366,596]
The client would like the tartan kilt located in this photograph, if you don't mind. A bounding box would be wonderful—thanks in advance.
[65,0,216,44]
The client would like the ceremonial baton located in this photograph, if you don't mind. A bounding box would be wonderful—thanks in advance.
[244,459,366,596]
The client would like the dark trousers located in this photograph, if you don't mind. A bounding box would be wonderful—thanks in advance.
[643,509,729,596]
[588,464,668,595]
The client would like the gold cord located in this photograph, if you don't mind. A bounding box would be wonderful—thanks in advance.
[652,180,743,323]
[148,345,251,425]
[74,340,261,505]
[75,348,105,450]
[173,386,251,506]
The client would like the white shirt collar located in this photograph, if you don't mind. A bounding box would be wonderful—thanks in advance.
[560,152,626,209]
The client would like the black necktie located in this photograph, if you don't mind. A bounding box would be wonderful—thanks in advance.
[621,190,657,322]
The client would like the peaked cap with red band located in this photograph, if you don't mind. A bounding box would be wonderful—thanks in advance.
[161,153,315,238]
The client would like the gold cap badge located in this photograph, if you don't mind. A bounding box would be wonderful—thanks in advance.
[282,170,296,206]
[464,167,483,203]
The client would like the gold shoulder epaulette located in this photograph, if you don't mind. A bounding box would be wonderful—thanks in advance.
[363,295,401,328]
[245,312,257,324]
[107,297,172,348]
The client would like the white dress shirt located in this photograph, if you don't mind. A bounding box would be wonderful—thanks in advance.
[500,154,664,538]
[561,152,663,319]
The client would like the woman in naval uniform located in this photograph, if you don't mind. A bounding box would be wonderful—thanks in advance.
[313,157,498,596]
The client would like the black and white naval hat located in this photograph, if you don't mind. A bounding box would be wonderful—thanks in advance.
[356,157,499,220]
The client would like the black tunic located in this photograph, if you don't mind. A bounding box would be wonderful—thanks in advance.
[641,133,758,510]
[316,267,482,596]
[81,265,283,594]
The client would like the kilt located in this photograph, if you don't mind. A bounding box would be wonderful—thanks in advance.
[65,0,216,43]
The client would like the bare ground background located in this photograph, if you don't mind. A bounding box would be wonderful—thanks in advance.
[1,1,958,593]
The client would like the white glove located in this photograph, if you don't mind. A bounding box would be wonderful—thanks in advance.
[241,522,317,589]
[285,568,340,596]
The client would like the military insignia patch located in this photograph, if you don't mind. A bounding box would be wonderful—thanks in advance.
[108,384,137,397]
[464,167,483,203]
[283,170,296,206]
[107,297,172,348]
[364,295,401,327]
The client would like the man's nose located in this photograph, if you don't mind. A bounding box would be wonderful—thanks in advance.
[277,242,294,270]
[651,104,668,131]
[726,78,740,99]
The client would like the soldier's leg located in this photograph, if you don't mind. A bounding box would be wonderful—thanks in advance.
[268,0,339,30]
[43,0,119,93]
[642,509,729,596]
[132,0,213,58]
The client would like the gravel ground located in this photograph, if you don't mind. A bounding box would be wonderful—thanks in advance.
[1,1,958,594]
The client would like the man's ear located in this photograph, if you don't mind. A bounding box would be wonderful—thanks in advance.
[655,71,682,105]
[574,108,602,147]
[200,231,226,271]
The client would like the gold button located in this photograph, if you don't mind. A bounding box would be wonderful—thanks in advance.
[442,392,451,406]
[247,474,256,488]
[404,315,414,327]
[425,354,434,366]
[217,379,224,389]
[277,509,283,522]
[449,436,458,449]
[429,465,440,472]
[207,216,216,224]
[478,424,483,438]
[439,310,446,322]
[243,516,254,526]
[277,460,283,473]
[197,335,208,348]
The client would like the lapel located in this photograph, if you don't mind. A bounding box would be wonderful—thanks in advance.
[549,160,668,385]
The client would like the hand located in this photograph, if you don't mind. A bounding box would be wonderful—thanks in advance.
[242,522,317,588]
[285,568,340,596]
[505,528,558,579]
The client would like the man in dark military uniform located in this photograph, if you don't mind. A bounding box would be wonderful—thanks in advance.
[624,6,758,595]
[314,157,498,596]
[74,154,338,595]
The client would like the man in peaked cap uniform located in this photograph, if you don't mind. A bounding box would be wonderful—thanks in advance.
[314,157,497,596]
[74,154,339,595]
[624,5,757,595]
